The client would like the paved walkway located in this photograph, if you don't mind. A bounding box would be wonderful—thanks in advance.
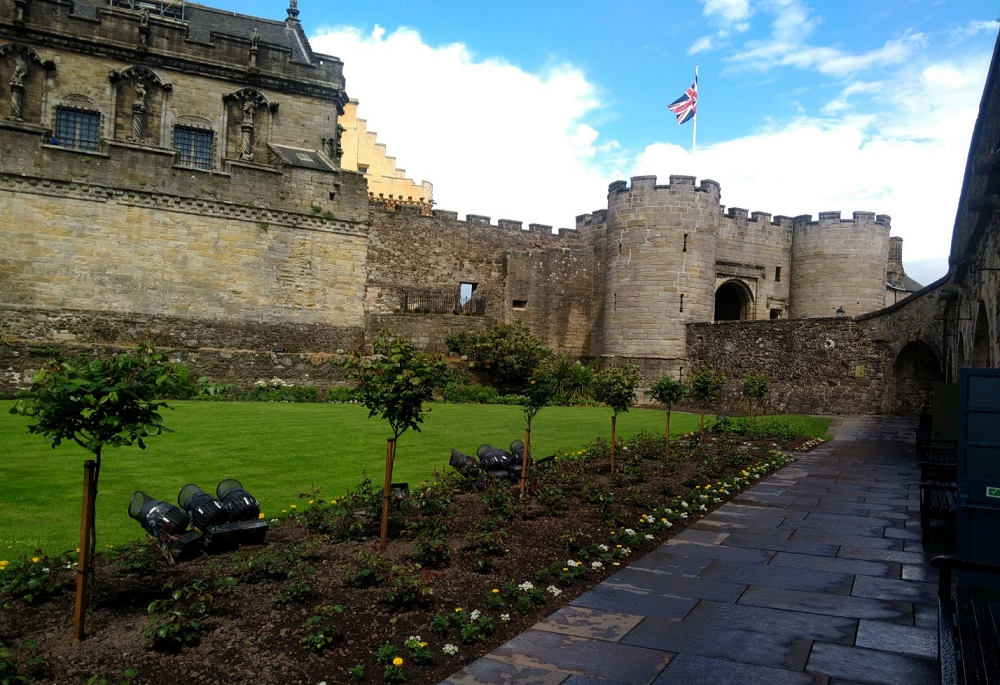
[442,417,940,685]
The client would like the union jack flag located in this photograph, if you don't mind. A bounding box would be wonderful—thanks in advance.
[669,75,698,124]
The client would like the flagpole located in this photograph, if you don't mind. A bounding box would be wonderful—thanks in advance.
[692,63,698,153]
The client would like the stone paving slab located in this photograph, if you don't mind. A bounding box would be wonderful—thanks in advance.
[440,417,940,685]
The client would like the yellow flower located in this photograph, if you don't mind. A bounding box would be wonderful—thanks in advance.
[31,557,40,563]
[308,500,314,504]
[282,509,287,513]
[491,589,499,593]
[258,513,265,519]
[695,486,700,489]
[420,642,427,648]
[331,500,337,504]
[562,567,568,571]
[454,607,462,612]
[610,531,615,535]
[392,657,403,667]
[616,545,622,549]
[290,505,297,509]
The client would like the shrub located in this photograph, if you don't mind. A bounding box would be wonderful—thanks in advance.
[344,551,389,588]
[440,383,499,404]
[144,579,212,651]
[465,323,550,395]
[0,551,71,605]
[326,385,356,403]
[301,604,344,653]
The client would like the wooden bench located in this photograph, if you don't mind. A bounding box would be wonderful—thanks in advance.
[930,556,1000,685]
[919,448,958,533]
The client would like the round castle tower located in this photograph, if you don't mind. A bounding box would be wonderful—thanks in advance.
[602,175,722,365]
[788,211,892,318]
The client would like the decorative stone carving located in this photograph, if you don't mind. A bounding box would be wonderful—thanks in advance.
[8,53,27,121]
[129,77,147,142]
[138,8,150,49]
[240,97,255,161]
[249,28,260,70]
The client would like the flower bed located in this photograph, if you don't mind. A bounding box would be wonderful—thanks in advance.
[0,431,796,685]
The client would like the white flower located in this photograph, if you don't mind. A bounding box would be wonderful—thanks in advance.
[443,643,459,655]
[680,501,689,508]
[623,547,632,555]
[644,515,655,524]
[597,544,609,552]
[623,528,636,536]
[644,534,654,540]
[470,610,481,621]
[566,560,579,568]
[518,581,534,591]
[591,561,604,570]
[546,585,562,597]
[665,521,673,528]
[500,613,510,622]
[408,635,421,643]
[664,509,673,514]
[699,505,707,511]
[713,498,721,503]
[680,513,688,519]
[254,379,268,388]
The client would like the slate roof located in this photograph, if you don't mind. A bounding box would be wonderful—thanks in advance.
[70,0,317,65]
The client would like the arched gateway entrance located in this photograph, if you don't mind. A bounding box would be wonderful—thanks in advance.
[890,341,943,414]
[714,280,753,321]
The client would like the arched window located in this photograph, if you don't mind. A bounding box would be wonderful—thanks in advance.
[714,280,753,321]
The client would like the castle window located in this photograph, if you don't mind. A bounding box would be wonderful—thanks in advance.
[54,107,100,152]
[358,164,369,174]
[512,300,527,310]
[459,282,477,305]
[173,126,213,170]
[775,266,781,282]
[683,234,688,252]
[680,294,684,312]
[770,308,782,319]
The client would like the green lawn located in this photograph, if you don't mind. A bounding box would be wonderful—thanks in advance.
[0,401,830,558]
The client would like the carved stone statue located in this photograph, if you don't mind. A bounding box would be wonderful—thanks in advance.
[8,54,28,121]
[133,77,147,109]
[11,54,27,88]
[128,76,147,142]
[250,28,260,49]
[240,98,256,161]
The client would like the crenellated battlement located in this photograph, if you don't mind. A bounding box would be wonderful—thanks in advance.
[607,174,722,203]
[369,200,579,241]
[791,211,892,231]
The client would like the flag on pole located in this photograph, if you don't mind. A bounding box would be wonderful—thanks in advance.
[669,75,698,124]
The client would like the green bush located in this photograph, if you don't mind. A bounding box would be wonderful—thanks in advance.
[0,551,71,605]
[732,416,805,442]
[301,604,344,652]
[441,383,499,404]
[326,385,356,403]
[466,323,550,395]
[231,385,321,402]
[144,579,212,651]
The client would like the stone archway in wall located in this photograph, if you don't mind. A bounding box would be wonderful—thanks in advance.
[890,341,943,414]
[971,300,991,367]
[715,280,753,321]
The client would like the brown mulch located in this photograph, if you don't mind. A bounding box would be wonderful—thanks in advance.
[0,436,808,685]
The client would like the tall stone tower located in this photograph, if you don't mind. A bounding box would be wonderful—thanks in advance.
[788,212,891,318]
[601,175,722,376]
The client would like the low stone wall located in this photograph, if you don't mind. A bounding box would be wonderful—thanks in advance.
[0,305,364,353]
[686,318,890,415]
[365,312,496,354]
[0,339,352,396]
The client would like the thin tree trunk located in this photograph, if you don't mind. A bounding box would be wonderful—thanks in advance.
[379,438,395,549]
[665,409,671,460]
[699,409,705,444]
[73,459,97,642]
[519,426,531,498]
[610,415,617,474]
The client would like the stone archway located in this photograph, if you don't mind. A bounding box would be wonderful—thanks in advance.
[715,280,753,321]
[890,340,943,414]
[971,300,991,367]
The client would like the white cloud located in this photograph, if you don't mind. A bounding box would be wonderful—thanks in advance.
[702,0,752,26]
[310,25,615,228]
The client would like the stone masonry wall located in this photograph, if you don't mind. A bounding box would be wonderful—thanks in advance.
[364,203,595,354]
[716,210,793,318]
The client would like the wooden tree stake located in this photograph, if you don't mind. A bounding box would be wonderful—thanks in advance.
[665,409,671,460]
[610,415,617,474]
[73,460,96,642]
[519,427,531,498]
[380,438,395,549]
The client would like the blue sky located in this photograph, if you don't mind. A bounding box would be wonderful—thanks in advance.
[209,0,998,284]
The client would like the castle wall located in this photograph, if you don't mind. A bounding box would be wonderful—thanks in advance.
[602,175,721,369]
[716,210,793,318]
[0,125,369,325]
[364,203,596,355]
[789,212,891,318]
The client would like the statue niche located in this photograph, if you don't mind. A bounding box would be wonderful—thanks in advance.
[223,89,277,164]
[110,66,171,145]
[0,44,53,124]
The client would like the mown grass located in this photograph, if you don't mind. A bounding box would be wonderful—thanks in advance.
[0,400,830,558]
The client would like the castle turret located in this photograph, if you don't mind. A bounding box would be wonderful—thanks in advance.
[789,212,891,318]
[602,175,722,367]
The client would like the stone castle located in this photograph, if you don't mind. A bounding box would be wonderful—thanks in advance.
[3,0,994,416]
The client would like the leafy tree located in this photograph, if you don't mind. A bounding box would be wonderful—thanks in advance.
[647,377,689,459]
[689,366,726,443]
[741,373,771,430]
[593,364,641,473]
[9,343,190,637]
[344,330,448,547]
[468,323,550,395]
[519,371,556,496]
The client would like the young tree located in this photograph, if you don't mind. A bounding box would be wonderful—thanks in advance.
[519,370,556,497]
[594,364,641,473]
[741,373,771,431]
[344,330,448,548]
[647,377,689,459]
[468,322,550,395]
[689,366,726,443]
[9,343,190,640]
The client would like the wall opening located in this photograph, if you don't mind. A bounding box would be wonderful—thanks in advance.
[775,266,781,282]
[679,293,684,312]
[714,281,752,321]
[972,300,991,367]
[459,282,477,305]
[512,299,527,310]
[890,340,942,414]
[682,234,688,252]
[769,308,781,319]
